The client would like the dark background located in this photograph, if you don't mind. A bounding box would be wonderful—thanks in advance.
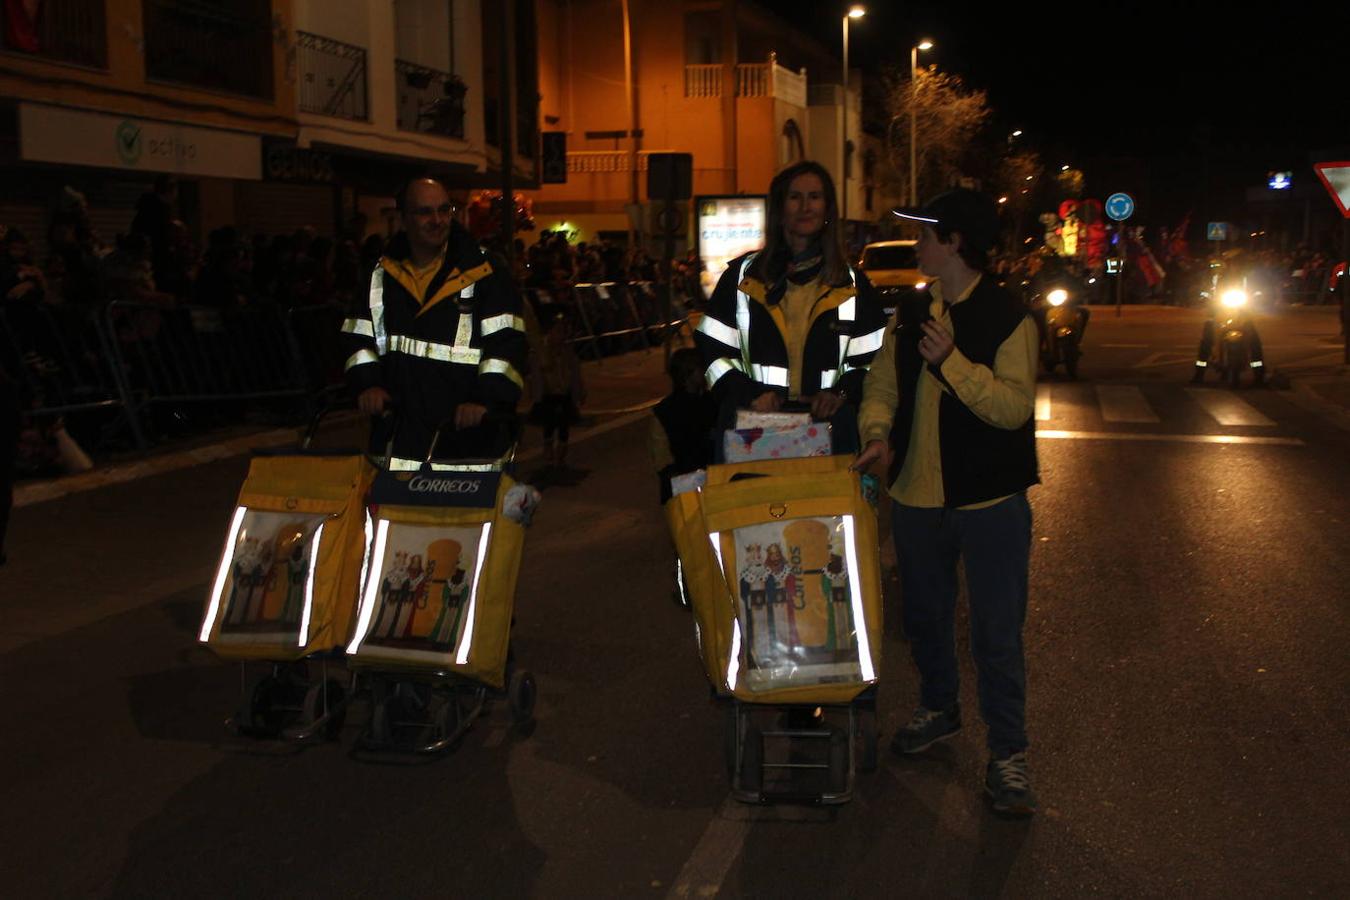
[770,1,1349,230]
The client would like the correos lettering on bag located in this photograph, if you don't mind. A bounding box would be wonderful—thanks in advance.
[408,477,482,494]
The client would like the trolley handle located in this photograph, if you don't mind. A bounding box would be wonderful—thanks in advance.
[301,385,355,449]
[424,410,520,470]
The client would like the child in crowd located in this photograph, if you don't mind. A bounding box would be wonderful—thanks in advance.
[649,347,718,504]
[529,305,585,467]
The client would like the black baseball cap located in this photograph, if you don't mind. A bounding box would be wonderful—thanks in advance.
[892,188,1002,254]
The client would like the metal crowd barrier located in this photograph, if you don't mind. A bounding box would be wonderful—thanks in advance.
[0,301,147,448]
[525,280,694,361]
[103,300,314,428]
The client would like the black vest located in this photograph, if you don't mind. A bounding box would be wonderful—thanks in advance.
[888,278,1039,507]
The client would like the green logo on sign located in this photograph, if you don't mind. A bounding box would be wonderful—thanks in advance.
[115,121,142,165]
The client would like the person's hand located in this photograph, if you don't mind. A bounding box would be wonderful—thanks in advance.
[455,402,488,430]
[850,439,892,473]
[809,390,844,421]
[918,320,955,366]
[358,386,392,416]
[750,391,783,413]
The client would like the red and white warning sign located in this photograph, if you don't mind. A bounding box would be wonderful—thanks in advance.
[1313,161,1350,218]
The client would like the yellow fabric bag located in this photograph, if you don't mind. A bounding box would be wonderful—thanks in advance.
[344,468,525,690]
[695,454,883,705]
[199,452,376,661]
[664,489,730,688]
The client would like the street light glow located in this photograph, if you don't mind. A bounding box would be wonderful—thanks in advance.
[1061,165,1070,171]
[1012,129,1023,137]
[917,39,933,50]
[848,5,866,18]
[998,196,1008,204]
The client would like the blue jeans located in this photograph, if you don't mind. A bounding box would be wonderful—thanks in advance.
[892,493,1032,757]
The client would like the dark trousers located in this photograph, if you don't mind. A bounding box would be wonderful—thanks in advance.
[892,493,1032,757]
[538,393,574,443]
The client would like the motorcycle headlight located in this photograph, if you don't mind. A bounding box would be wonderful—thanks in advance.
[1047,289,1069,307]
[1220,289,1248,309]
[914,281,928,292]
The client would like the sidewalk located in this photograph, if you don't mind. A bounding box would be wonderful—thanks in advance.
[12,343,680,509]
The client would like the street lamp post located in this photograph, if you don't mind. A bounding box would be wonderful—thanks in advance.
[909,39,933,207]
[841,5,864,225]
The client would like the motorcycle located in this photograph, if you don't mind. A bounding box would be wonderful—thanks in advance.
[1199,286,1262,388]
[1032,286,1088,379]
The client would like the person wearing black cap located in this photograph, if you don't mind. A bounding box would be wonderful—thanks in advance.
[853,188,1041,817]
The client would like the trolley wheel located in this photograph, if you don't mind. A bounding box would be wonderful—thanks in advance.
[434,690,465,740]
[240,673,288,736]
[857,707,878,773]
[302,678,346,741]
[508,669,537,726]
[739,725,764,793]
[828,726,849,794]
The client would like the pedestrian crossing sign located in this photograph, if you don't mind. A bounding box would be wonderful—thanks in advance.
[1312,161,1350,218]
[1206,222,1231,241]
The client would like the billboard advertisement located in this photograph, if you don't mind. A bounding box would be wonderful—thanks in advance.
[696,195,767,299]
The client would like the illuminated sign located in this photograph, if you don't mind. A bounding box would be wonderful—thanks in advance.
[695,195,767,299]
[1267,171,1292,190]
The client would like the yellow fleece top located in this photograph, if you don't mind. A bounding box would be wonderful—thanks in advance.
[389,250,447,304]
[781,278,825,399]
[857,274,1038,509]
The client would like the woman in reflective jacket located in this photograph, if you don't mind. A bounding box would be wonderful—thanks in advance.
[694,160,886,451]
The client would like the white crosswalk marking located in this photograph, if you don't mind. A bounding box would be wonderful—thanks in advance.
[1095,386,1160,423]
[1185,388,1276,427]
[1036,385,1052,421]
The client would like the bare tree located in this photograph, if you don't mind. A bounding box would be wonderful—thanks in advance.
[883,66,991,205]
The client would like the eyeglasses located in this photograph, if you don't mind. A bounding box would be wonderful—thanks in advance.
[409,203,454,219]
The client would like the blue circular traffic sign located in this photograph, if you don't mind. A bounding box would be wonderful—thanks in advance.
[1106,192,1135,221]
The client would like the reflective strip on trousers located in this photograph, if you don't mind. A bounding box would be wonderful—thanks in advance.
[386,334,482,365]
[695,312,741,349]
[345,349,380,371]
[342,317,375,337]
[480,313,525,337]
[480,357,524,388]
[369,268,387,354]
[382,456,500,473]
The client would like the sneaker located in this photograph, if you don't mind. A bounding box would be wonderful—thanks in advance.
[985,751,1038,817]
[891,704,961,755]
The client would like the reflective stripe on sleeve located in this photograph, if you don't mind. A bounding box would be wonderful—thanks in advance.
[345,349,380,371]
[480,313,525,337]
[819,370,839,389]
[342,318,375,337]
[751,364,789,387]
[479,357,524,388]
[846,325,886,357]
[706,357,742,387]
[386,334,482,365]
[696,313,741,348]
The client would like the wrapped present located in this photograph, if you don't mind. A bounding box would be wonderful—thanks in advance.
[734,410,813,430]
[723,422,832,463]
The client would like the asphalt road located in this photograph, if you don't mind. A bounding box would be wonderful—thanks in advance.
[1,306,1347,898]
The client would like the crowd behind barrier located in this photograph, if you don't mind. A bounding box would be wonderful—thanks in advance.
[4,182,1342,477]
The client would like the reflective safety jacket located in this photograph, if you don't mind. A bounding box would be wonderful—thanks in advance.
[340,224,527,467]
[694,251,888,410]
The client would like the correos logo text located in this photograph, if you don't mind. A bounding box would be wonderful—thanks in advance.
[408,477,481,495]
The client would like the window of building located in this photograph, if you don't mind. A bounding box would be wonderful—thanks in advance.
[0,0,108,69]
[142,0,273,99]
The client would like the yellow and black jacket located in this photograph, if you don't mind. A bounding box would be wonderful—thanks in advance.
[694,250,887,412]
[340,223,527,466]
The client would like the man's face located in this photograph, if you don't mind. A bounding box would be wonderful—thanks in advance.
[916,225,956,277]
[401,180,452,254]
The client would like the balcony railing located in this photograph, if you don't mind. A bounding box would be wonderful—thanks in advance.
[684,56,807,105]
[142,0,273,99]
[297,31,367,121]
[395,59,466,139]
[0,0,107,68]
[567,151,652,173]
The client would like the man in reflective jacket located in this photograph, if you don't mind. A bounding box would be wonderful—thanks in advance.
[340,177,527,467]
[693,161,887,452]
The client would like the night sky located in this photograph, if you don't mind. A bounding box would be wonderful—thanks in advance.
[767,1,1349,228]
